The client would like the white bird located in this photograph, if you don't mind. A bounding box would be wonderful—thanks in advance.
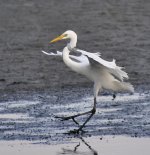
[42,30,134,133]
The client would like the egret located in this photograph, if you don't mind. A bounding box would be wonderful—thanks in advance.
[42,30,134,133]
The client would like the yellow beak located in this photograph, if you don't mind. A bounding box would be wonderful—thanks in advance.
[50,34,65,43]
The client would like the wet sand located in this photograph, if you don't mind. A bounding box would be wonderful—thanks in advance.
[0,136,150,155]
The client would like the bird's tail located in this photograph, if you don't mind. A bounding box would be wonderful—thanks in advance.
[113,81,134,93]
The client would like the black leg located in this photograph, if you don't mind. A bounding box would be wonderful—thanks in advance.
[54,109,95,123]
[76,97,97,133]
[55,97,97,133]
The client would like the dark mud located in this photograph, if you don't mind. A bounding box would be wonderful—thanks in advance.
[0,0,150,91]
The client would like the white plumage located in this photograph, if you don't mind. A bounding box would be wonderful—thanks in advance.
[42,30,134,132]
[42,30,134,98]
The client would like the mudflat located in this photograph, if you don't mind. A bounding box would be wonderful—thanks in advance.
[0,1,150,155]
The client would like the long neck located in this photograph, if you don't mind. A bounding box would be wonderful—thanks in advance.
[62,47,81,72]
[69,35,77,48]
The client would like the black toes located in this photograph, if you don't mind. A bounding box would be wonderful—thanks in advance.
[112,94,116,100]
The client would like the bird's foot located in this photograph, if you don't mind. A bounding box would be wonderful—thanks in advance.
[69,129,80,134]
[54,109,94,121]
[112,94,116,100]
[54,107,96,131]
[54,115,80,125]
[69,128,86,134]
[54,115,71,120]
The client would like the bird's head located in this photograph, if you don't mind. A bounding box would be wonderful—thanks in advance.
[50,30,77,45]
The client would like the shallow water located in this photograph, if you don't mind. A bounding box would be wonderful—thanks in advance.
[0,88,150,142]
[1,0,150,154]
[0,136,150,155]
[0,88,150,154]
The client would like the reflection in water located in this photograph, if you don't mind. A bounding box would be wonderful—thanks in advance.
[58,137,98,155]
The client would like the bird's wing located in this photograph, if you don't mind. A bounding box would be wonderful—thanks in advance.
[107,66,128,81]
[70,54,89,64]
[73,48,116,69]
[41,50,62,56]
[41,50,88,64]
[73,48,128,81]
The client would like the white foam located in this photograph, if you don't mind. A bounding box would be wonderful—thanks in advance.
[0,100,39,108]
[0,113,29,119]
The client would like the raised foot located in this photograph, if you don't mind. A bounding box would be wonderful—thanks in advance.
[112,94,116,100]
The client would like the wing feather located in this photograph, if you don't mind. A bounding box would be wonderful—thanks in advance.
[74,48,116,69]
[41,50,88,64]
[72,48,128,81]
[41,50,62,56]
[42,48,129,81]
